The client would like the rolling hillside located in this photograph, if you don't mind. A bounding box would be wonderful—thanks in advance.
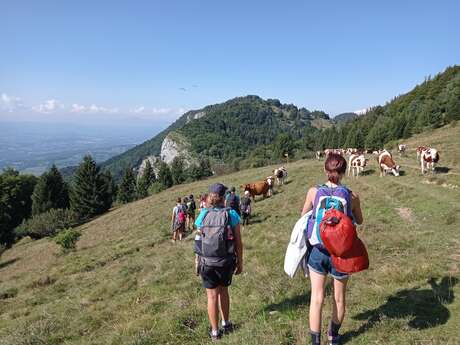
[1,124,459,345]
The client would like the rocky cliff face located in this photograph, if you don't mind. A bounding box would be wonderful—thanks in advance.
[160,132,196,167]
[137,156,160,178]
[186,111,206,123]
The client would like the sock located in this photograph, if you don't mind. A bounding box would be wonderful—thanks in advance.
[211,329,219,336]
[329,321,341,337]
[310,331,321,345]
[222,320,230,327]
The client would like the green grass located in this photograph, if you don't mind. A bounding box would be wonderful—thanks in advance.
[1,124,460,344]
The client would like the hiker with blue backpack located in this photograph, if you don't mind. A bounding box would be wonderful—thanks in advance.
[301,153,363,345]
[194,183,243,341]
[171,197,187,242]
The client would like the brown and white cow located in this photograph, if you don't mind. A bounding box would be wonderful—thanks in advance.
[378,150,400,177]
[348,154,368,177]
[398,144,406,155]
[416,146,428,161]
[241,181,269,200]
[266,176,275,196]
[420,148,440,174]
[273,166,288,185]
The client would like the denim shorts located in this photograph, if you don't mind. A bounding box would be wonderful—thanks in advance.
[307,246,349,280]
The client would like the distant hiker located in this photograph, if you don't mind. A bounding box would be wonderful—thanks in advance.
[225,186,241,215]
[240,190,252,230]
[194,183,243,341]
[171,197,186,242]
[301,153,363,345]
[199,194,208,212]
[186,194,197,231]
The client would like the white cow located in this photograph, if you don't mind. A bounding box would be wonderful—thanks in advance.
[398,144,407,156]
[420,148,440,174]
[348,154,368,177]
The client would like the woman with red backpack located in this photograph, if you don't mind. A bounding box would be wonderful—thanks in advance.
[171,197,186,242]
[301,153,363,345]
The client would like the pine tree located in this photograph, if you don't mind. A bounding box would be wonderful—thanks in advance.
[171,157,186,185]
[143,160,156,186]
[118,167,137,204]
[70,155,112,220]
[136,160,156,199]
[158,161,173,188]
[100,171,116,210]
[32,165,69,215]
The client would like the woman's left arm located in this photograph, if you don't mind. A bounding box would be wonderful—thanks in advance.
[301,187,317,216]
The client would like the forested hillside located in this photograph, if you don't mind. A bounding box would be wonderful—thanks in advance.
[316,65,460,149]
[102,96,331,178]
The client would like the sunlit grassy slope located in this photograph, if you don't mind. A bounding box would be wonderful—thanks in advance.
[1,124,460,345]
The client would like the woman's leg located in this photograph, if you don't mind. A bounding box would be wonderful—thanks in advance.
[206,288,220,332]
[309,270,327,332]
[172,230,177,241]
[331,277,348,325]
[218,286,230,323]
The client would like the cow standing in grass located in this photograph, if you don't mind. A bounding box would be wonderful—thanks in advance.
[378,150,400,177]
[348,154,368,177]
[398,144,407,156]
[421,148,440,174]
[274,167,288,185]
[416,146,428,161]
[266,176,275,196]
[242,181,270,200]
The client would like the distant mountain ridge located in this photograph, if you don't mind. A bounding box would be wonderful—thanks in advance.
[102,95,332,178]
[333,112,359,124]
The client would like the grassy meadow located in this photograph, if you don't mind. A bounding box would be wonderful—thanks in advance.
[1,124,460,345]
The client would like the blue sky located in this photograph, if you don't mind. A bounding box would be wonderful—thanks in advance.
[1,0,459,125]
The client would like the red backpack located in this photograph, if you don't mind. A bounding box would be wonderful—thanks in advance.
[320,209,357,256]
[331,238,369,273]
[320,208,369,274]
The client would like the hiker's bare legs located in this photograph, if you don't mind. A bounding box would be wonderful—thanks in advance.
[172,230,177,242]
[218,286,230,322]
[206,288,220,331]
[309,270,327,333]
[331,277,348,325]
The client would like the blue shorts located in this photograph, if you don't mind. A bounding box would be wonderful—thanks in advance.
[307,246,349,280]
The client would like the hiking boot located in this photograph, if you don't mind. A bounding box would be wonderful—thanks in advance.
[222,321,234,334]
[209,329,222,341]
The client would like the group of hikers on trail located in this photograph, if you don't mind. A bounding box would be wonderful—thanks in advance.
[171,187,252,242]
[170,194,197,242]
[171,153,366,344]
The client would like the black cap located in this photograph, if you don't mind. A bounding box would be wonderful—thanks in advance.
[231,186,236,192]
[209,183,227,197]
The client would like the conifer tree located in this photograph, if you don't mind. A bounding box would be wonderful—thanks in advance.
[143,160,156,186]
[171,157,186,185]
[158,161,173,188]
[32,165,69,215]
[70,155,112,220]
[136,160,156,198]
[118,167,137,204]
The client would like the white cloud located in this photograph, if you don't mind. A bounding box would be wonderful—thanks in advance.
[1,93,23,112]
[131,106,145,114]
[71,104,86,112]
[32,99,64,113]
[70,103,118,114]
